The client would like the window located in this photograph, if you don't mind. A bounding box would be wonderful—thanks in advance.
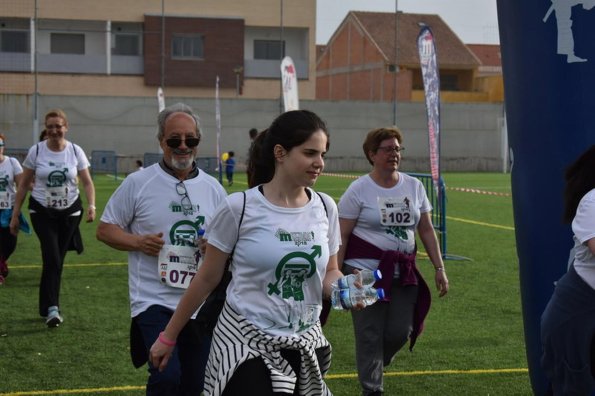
[1,30,28,53]
[50,33,85,54]
[113,34,140,56]
[254,40,285,60]
[440,74,459,91]
[172,35,203,59]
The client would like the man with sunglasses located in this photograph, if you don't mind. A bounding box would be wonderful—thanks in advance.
[97,103,227,395]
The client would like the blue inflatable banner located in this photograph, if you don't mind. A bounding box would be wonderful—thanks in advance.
[497,1,595,394]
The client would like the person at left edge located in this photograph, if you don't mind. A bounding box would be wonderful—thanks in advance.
[0,133,25,285]
[96,103,227,396]
[9,109,96,328]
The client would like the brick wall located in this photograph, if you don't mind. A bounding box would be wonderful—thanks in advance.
[144,15,244,88]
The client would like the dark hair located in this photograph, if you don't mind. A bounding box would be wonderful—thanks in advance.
[247,110,328,187]
[563,145,595,223]
[136,160,143,166]
[362,127,403,165]
[249,128,258,139]
[39,129,47,141]
[228,151,235,157]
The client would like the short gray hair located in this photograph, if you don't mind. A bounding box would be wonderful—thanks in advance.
[157,103,201,140]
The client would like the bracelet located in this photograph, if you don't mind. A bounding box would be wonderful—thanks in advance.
[89,205,96,210]
[435,266,445,272]
[158,331,176,347]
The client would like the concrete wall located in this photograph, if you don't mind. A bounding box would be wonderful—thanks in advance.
[0,94,506,174]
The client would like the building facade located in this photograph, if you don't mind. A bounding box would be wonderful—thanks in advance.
[0,0,316,99]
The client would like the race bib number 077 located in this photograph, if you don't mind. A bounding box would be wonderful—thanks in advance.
[158,245,201,289]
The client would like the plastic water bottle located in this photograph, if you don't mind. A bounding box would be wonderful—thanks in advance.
[331,286,385,310]
[333,269,382,290]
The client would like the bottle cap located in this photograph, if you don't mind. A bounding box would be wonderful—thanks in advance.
[376,288,385,300]
[373,269,383,280]
[197,228,205,236]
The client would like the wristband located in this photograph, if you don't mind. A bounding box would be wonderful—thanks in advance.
[89,205,96,210]
[158,331,176,347]
[435,266,445,272]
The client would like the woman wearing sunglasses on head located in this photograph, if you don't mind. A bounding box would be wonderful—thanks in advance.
[337,127,449,396]
[9,109,96,327]
[97,103,227,395]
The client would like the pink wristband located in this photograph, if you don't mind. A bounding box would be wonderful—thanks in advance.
[158,332,176,347]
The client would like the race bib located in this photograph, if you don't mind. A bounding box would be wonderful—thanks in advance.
[45,186,69,208]
[0,192,10,209]
[158,244,201,289]
[378,196,414,226]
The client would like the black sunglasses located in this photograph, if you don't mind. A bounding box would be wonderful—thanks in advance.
[166,137,200,148]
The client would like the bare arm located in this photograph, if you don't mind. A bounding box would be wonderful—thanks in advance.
[96,222,165,256]
[418,212,449,297]
[322,254,342,299]
[337,218,357,271]
[149,244,229,371]
[9,167,34,235]
[78,168,96,222]
[587,237,595,255]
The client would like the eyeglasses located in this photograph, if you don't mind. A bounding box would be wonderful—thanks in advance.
[166,137,200,148]
[46,124,65,130]
[377,145,405,154]
[176,182,194,213]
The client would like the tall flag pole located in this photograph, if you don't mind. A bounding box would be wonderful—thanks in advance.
[215,76,223,184]
[417,26,441,196]
[281,56,299,112]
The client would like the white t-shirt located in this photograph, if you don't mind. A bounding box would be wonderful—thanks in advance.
[571,188,595,289]
[100,164,227,317]
[0,156,23,209]
[206,187,340,337]
[338,173,431,276]
[23,141,90,209]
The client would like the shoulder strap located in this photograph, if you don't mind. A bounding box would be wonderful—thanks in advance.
[316,191,329,218]
[226,191,246,269]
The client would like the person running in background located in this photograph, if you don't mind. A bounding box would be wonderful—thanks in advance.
[0,133,28,285]
[97,103,227,395]
[337,126,449,396]
[10,109,96,327]
[149,110,358,395]
[225,151,235,186]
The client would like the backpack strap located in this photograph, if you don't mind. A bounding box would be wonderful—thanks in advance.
[226,191,246,268]
[316,191,329,218]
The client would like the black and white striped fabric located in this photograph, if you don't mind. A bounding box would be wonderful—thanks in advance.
[204,302,333,395]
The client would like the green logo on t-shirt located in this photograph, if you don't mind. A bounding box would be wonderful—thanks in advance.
[46,168,68,187]
[267,245,321,301]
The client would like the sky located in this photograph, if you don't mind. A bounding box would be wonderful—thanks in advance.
[316,0,499,45]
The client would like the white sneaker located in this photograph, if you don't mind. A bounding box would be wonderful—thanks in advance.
[46,306,63,328]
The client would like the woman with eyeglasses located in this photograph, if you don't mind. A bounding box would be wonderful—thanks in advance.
[9,109,96,327]
[149,110,355,395]
[0,133,27,285]
[97,103,227,395]
[336,127,449,396]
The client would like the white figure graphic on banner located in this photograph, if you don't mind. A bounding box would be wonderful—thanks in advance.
[543,0,595,63]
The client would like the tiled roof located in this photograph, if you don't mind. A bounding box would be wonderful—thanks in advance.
[467,44,501,67]
[347,11,480,68]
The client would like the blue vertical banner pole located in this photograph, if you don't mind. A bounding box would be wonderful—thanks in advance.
[497,1,595,394]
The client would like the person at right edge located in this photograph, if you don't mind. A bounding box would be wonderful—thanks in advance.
[541,145,595,396]
[337,126,449,396]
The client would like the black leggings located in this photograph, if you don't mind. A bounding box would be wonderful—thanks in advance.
[0,226,17,261]
[30,210,81,316]
[223,348,326,396]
